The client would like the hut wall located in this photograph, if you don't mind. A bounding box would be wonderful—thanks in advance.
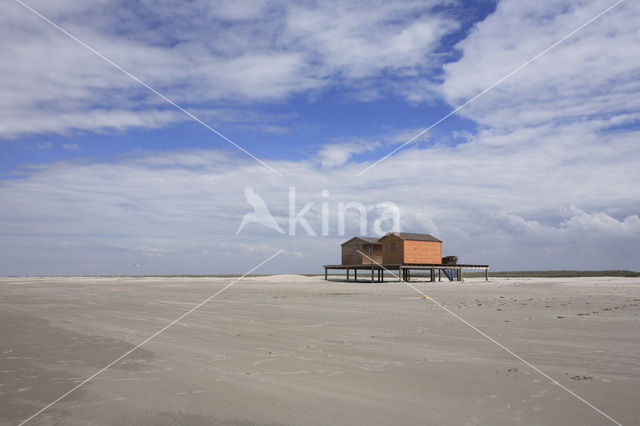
[404,240,442,264]
[380,234,404,264]
[341,240,363,264]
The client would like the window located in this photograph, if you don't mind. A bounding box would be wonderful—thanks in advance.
[390,242,396,252]
[365,245,371,253]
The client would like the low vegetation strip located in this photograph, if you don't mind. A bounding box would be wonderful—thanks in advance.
[463,270,640,278]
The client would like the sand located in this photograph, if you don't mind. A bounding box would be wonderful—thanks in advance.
[1,275,639,425]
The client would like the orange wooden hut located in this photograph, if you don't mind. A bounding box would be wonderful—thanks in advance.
[378,232,442,264]
[341,236,382,265]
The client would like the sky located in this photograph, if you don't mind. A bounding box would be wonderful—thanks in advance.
[1,0,639,275]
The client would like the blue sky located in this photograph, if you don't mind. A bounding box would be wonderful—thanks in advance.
[1,0,639,275]
[1,94,477,172]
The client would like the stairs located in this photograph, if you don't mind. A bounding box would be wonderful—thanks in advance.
[442,269,456,281]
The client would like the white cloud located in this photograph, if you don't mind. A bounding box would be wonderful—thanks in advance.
[62,143,80,151]
[441,0,640,129]
[315,127,435,168]
[1,0,639,274]
[0,0,458,138]
[563,206,640,236]
[284,1,459,79]
[1,117,639,274]
[316,140,380,168]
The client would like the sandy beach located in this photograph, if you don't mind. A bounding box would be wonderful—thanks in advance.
[1,275,639,425]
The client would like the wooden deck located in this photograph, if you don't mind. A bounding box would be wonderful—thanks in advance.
[323,263,489,282]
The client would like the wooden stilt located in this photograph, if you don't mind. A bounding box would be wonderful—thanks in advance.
[322,263,489,284]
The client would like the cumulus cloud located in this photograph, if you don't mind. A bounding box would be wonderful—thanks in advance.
[284,1,459,79]
[316,128,434,168]
[1,0,639,274]
[62,143,80,151]
[316,141,380,168]
[441,0,640,129]
[2,118,639,274]
[0,0,458,138]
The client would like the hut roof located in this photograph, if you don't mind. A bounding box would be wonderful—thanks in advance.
[340,236,382,246]
[382,232,442,242]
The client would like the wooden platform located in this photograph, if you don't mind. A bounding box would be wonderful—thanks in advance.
[323,263,489,282]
